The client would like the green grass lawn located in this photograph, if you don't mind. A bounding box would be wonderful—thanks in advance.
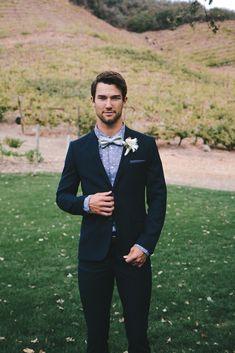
[0,173,234,353]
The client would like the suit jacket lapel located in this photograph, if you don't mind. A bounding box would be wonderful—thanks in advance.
[88,130,112,188]
[113,126,133,189]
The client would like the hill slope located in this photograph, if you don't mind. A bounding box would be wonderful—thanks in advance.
[0,0,234,148]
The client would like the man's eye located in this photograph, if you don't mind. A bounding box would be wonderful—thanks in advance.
[112,97,121,101]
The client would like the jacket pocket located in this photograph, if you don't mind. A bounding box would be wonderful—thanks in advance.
[129,159,146,164]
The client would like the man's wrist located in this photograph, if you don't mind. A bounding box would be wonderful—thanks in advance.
[83,195,92,213]
[134,244,149,256]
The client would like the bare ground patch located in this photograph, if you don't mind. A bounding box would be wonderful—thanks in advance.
[0,123,234,191]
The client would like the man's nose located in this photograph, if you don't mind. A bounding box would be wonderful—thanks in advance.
[105,98,112,108]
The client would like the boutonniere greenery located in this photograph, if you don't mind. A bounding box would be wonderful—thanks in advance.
[123,137,139,156]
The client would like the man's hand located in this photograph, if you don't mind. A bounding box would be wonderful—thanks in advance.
[123,246,147,268]
[89,191,114,216]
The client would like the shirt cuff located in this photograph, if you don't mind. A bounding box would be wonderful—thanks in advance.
[134,244,149,256]
[83,195,92,213]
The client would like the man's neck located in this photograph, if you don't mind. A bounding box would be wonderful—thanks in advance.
[96,122,124,137]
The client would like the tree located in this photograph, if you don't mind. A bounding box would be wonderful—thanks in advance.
[69,0,235,33]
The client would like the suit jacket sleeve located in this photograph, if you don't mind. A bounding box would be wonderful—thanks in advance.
[56,142,86,216]
[136,139,167,254]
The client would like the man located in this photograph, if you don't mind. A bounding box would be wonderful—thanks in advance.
[56,71,167,353]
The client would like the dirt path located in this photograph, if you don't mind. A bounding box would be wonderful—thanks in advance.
[0,123,234,191]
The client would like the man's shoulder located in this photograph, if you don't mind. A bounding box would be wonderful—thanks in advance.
[70,130,95,147]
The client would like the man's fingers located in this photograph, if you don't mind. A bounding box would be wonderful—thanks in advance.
[124,256,144,267]
[98,203,114,209]
[101,212,113,216]
[90,206,114,216]
[92,201,113,207]
[100,206,114,212]
[102,200,114,205]
[88,191,115,215]
[123,247,147,266]
[99,191,113,198]
[104,196,114,202]
[103,191,113,195]
[123,253,137,263]
[101,198,114,205]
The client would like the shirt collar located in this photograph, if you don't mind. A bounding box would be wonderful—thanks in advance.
[94,124,125,139]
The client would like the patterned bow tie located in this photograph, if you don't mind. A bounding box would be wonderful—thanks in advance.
[98,136,124,149]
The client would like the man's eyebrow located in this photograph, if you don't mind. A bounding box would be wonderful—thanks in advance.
[97,94,122,98]
[111,95,122,98]
[97,95,107,98]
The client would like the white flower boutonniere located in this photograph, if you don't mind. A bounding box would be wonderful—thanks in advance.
[123,137,139,156]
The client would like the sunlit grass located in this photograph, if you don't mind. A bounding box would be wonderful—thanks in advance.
[0,174,234,353]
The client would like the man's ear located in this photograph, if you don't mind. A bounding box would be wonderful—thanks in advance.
[124,96,128,104]
[91,96,95,104]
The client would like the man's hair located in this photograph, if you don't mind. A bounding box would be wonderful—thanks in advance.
[91,71,127,101]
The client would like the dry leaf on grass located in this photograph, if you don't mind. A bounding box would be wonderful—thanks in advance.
[23,349,34,353]
[30,338,39,343]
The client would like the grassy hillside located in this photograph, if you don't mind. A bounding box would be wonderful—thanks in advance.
[0,0,234,148]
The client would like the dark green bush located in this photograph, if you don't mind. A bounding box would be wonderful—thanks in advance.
[69,0,235,32]
[0,144,22,157]
[4,137,24,148]
[0,106,8,121]
[25,149,43,163]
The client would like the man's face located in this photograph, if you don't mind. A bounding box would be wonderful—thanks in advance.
[92,82,127,126]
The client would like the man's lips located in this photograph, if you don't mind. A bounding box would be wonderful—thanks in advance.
[103,111,115,115]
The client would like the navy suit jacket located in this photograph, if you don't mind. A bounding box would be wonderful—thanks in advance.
[56,126,167,261]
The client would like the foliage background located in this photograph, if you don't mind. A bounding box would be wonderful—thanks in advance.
[70,0,235,32]
[0,0,235,150]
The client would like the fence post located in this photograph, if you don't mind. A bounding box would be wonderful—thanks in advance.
[18,96,24,134]
[35,124,40,163]
[77,105,80,138]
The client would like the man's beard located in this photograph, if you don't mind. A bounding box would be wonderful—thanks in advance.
[98,111,122,126]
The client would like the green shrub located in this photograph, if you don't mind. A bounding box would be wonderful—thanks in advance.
[4,137,24,148]
[25,149,43,163]
[0,105,8,122]
[78,108,96,135]
[127,11,154,32]
[0,144,22,157]
[191,116,235,150]
[207,124,235,150]
[145,125,161,139]
[70,0,235,32]
[175,130,190,146]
